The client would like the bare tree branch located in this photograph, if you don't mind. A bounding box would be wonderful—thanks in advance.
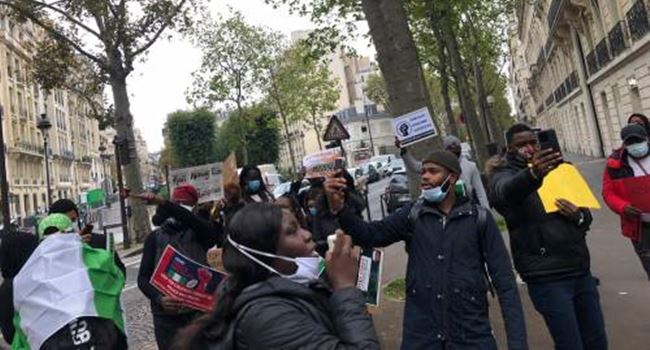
[18,0,103,39]
[0,1,106,67]
[130,0,188,58]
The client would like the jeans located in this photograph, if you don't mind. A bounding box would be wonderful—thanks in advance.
[527,273,607,350]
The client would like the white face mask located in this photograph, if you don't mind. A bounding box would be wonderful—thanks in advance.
[227,235,325,285]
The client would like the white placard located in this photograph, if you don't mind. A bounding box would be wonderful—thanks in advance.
[393,107,438,147]
[170,163,223,204]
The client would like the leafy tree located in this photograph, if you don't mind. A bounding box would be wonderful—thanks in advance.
[215,105,280,166]
[187,10,274,165]
[364,72,390,113]
[164,109,218,168]
[3,0,203,243]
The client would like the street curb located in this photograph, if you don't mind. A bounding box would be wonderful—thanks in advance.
[121,246,144,258]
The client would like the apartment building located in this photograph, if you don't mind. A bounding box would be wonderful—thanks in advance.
[0,15,112,219]
[511,0,650,157]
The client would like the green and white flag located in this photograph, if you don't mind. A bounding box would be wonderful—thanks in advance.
[11,233,126,350]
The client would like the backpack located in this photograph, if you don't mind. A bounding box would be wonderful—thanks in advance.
[407,200,495,297]
[40,317,127,350]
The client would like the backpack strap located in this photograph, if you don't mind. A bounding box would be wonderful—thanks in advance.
[405,199,424,252]
[475,205,496,298]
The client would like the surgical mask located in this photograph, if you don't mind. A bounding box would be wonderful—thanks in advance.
[180,204,194,212]
[308,207,318,216]
[247,180,261,193]
[227,235,325,285]
[626,142,649,158]
[421,176,450,204]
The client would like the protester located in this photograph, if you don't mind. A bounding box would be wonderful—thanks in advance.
[222,183,246,226]
[11,215,127,349]
[488,123,607,349]
[400,135,490,208]
[240,165,274,203]
[0,231,39,344]
[173,203,379,349]
[603,123,650,279]
[325,150,527,349]
[49,198,126,274]
[275,194,308,229]
[136,183,222,350]
[628,113,650,135]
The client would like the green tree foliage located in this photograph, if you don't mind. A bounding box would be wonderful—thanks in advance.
[164,109,218,168]
[187,10,275,164]
[364,72,390,113]
[3,0,203,243]
[215,105,280,166]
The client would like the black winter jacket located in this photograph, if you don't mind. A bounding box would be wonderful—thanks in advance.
[338,198,528,350]
[207,276,379,350]
[488,153,593,283]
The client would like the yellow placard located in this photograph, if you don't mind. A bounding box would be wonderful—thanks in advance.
[537,163,601,213]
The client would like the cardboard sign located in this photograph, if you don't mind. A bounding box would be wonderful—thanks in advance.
[537,163,601,213]
[222,153,238,189]
[622,175,650,212]
[356,248,384,307]
[150,246,226,312]
[393,107,438,147]
[303,149,344,179]
[170,163,223,203]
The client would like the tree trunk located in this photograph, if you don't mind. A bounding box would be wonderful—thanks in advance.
[433,26,459,137]
[109,74,150,243]
[432,5,490,168]
[311,111,323,150]
[235,103,249,165]
[360,0,442,196]
[472,55,492,142]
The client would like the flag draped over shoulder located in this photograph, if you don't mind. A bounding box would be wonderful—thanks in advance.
[11,233,126,350]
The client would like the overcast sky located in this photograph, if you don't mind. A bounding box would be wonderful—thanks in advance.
[126,0,373,152]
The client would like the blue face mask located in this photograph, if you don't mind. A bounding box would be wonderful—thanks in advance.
[247,180,261,193]
[421,176,451,204]
[627,142,649,158]
[309,207,318,216]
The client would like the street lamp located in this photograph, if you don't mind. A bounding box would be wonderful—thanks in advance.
[98,143,111,207]
[36,113,53,208]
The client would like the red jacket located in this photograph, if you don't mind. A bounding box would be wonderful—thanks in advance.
[602,148,642,241]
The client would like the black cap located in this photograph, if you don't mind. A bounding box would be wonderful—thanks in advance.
[621,124,647,142]
[423,150,462,174]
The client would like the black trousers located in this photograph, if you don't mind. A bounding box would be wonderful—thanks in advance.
[153,313,198,350]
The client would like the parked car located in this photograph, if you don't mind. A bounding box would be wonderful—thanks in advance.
[383,170,411,213]
[389,158,405,174]
[272,182,292,199]
[264,173,286,193]
[370,155,394,177]
[361,163,381,183]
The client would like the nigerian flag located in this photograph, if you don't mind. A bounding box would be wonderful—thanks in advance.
[11,233,126,350]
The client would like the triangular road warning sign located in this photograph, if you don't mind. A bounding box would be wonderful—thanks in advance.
[323,115,350,141]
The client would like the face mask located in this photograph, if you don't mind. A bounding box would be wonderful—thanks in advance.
[627,142,649,158]
[421,176,450,204]
[247,180,261,193]
[308,207,318,216]
[180,204,194,212]
[227,235,325,285]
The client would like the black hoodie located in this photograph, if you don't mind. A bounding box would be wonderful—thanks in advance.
[206,276,379,350]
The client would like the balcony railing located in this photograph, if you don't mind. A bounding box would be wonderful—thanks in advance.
[546,94,555,107]
[548,0,564,30]
[627,0,650,42]
[570,71,579,89]
[586,50,599,76]
[15,141,44,155]
[608,21,627,58]
[595,39,611,68]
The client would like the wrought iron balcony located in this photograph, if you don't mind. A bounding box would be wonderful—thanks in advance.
[627,0,650,42]
[570,71,579,89]
[546,94,555,107]
[548,0,564,31]
[595,39,611,68]
[586,50,600,76]
[608,21,627,58]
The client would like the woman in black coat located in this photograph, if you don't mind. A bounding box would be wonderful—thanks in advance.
[172,203,379,349]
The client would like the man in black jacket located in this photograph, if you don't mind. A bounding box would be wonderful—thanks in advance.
[136,183,222,350]
[489,124,607,350]
[325,151,528,350]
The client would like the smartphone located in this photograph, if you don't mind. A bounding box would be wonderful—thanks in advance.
[537,129,562,156]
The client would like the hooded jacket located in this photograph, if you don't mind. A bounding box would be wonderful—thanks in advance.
[205,276,379,350]
[488,153,592,283]
[602,147,643,241]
